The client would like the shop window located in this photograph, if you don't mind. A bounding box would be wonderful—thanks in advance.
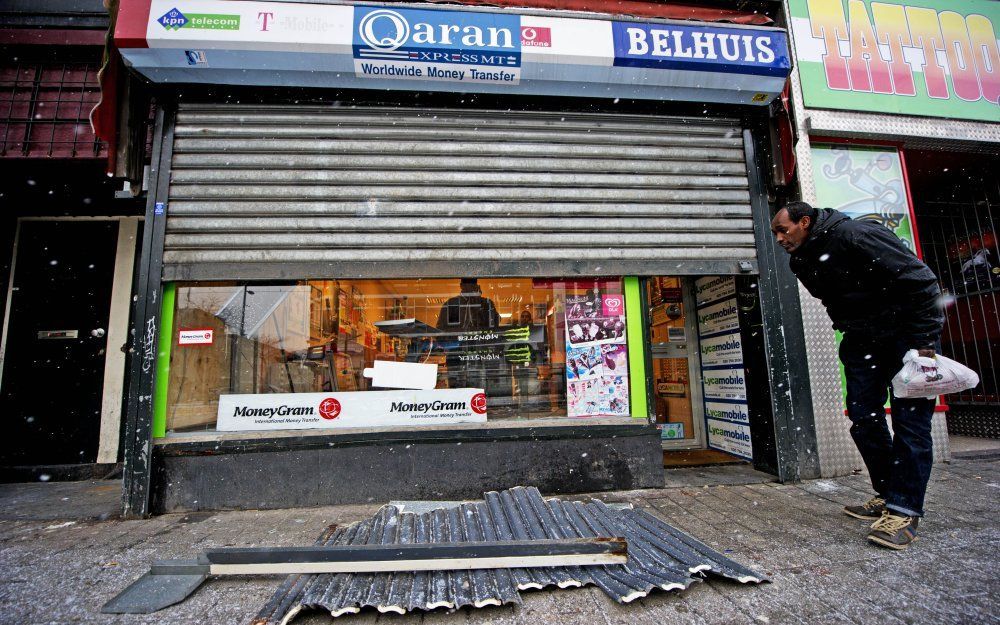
[164,278,630,434]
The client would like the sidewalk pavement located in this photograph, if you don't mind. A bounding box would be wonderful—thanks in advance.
[0,458,996,625]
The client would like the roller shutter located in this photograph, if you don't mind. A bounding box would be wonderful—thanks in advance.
[162,105,757,281]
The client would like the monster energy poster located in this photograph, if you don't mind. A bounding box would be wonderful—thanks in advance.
[451,325,541,366]
[811,144,918,409]
[564,292,630,417]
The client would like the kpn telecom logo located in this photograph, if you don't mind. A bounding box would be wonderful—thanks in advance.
[158,8,241,31]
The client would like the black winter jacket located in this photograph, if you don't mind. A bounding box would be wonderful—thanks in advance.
[789,208,943,347]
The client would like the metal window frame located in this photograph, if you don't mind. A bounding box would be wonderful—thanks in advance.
[0,57,106,158]
[122,105,174,517]
[742,126,820,481]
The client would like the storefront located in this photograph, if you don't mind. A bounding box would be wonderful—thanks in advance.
[785,0,1000,473]
[0,8,146,481]
[111,0,819,515]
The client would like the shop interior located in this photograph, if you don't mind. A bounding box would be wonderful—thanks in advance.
[646,277,701,448]
[163,274,757,469]
[164,278,629,433]
[906,148,1000,438]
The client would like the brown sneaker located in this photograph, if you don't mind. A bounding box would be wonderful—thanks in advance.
[844,496,885,520]
[867,511,919,550]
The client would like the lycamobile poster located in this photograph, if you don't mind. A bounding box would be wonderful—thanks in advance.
[695,277,752,460]
[790,0,1000,122]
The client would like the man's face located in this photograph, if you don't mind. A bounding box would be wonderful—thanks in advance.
[771,209,811,253]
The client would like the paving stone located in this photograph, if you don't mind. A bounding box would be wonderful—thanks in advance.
[0,459,995,625]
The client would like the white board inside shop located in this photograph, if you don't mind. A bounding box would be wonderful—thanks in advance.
[217,388,487,431]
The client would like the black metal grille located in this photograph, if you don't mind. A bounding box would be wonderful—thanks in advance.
[917,171,1000,405]
[0,58,107,158]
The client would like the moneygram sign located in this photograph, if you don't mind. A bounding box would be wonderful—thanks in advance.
[158,7,240,30]
[217,388,487,431]
[352,6,522,85]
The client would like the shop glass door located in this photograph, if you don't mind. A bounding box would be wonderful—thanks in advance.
[647,277,704,449]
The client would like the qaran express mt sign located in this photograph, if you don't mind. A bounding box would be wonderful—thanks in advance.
[352,7,521,85]
[790,0,1000,122]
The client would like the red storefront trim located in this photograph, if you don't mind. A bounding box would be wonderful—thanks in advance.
[0,29,105,46]
[115,0,152,49]
[416,0,773,24]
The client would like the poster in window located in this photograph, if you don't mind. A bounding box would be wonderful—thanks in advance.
[600,343,628,373]
[565,346,603,381]
[603,374,630,415]
[565,293,626,347]
[568,378,603,417]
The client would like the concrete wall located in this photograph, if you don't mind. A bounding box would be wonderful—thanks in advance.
[150,424,664,513]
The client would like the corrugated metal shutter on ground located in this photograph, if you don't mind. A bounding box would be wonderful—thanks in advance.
[163,105,756,281]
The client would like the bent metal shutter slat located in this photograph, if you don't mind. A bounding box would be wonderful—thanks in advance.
[163,105,757,281]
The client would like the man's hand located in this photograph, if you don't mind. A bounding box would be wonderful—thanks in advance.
[917,348,936,358]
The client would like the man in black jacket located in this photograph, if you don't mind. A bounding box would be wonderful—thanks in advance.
[771,201,944,550]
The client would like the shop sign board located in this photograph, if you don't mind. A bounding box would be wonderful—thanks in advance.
[118,0,791,105]
[705,400,751,425]
[694,275,737,306]
[705,419,754,458]
[612,21,790,78]
[790,0,1000,122]
[701,368,748,401]
[217,388,487,431]
[657,382,687,397]
[699,332,744,367]
[695,276,752,461]
[352,6,522,85]
[696,300,740,336]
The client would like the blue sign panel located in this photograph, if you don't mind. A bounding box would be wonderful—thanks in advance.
[353,7,522,84]
[612,22,790,77]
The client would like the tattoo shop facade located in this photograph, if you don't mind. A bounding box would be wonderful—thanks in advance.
[783,0,1000,475]
[112,0,819,516]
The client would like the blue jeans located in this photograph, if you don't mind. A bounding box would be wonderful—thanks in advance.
[839,333,936,517]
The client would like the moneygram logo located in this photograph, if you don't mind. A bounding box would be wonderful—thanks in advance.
[158,8,241,31]
[471,393,488,415]
[520,26,551,47]
[318,397,342,420]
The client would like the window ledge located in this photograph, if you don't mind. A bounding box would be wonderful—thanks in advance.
[153,417,656,455]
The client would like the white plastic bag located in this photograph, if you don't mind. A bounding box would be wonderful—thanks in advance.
[892,350,980,399]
